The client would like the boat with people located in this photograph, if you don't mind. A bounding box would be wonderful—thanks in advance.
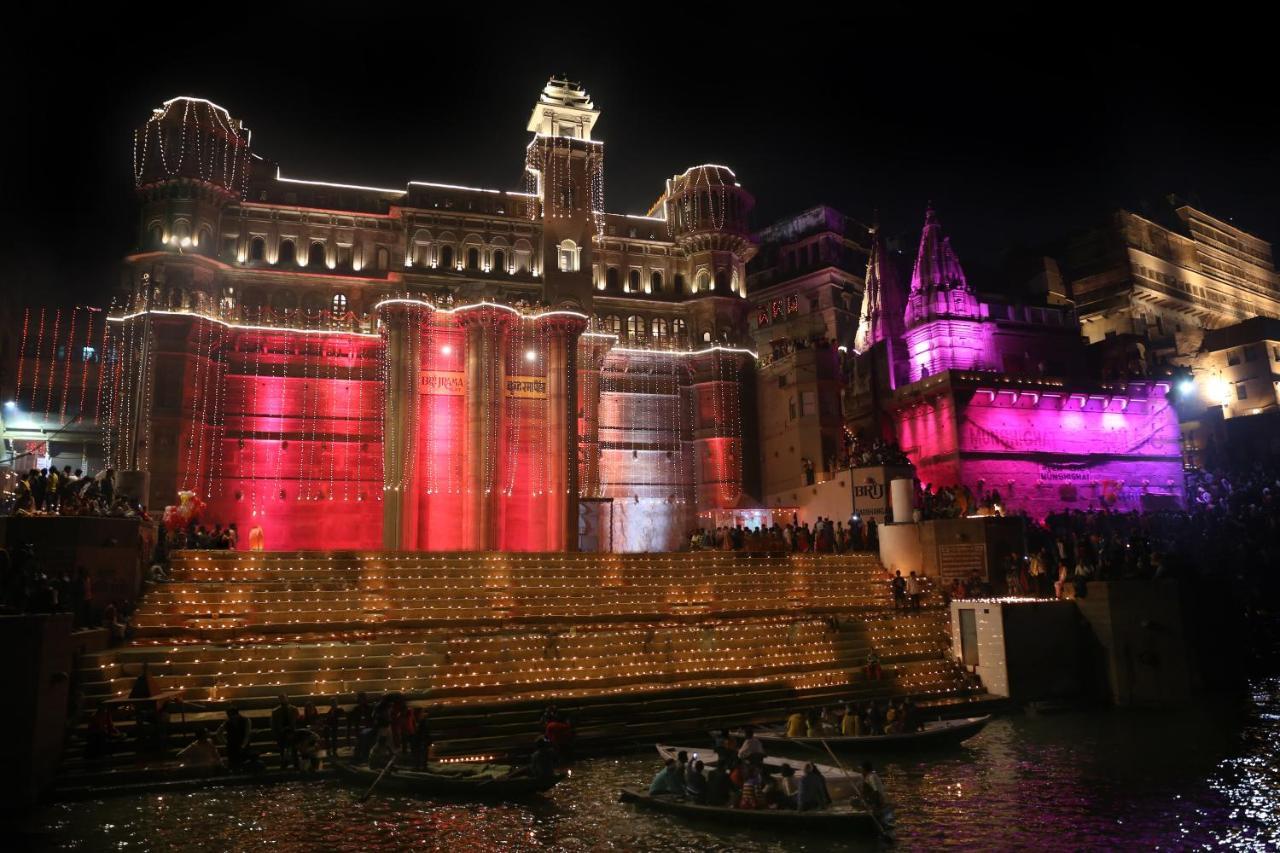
[618,786,882,833]
[743,714,993,753]
[633,744,893,837]
[335,760,565,798]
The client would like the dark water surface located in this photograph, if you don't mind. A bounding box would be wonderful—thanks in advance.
[33,679,1280,851]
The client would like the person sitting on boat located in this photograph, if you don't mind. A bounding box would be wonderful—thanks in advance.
[545,714,575,763]
[294,726,321,772]
[767,763,798,810]
[705,763,733,806]
[737,764,764,809]
[528,737,557,782]
[648,758,685,797]
[410,708,432,770]
[796,762,832,812]
[820,707,839,735]
[714,729,740,770]
[860,760,885,815]
[786,710,806,737]
[902,696,920,732]
[737,727,765,768]
[884,702,900,734]
[841,703,861,737]
[684,759,708,803]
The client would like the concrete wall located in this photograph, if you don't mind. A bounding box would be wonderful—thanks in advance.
[1075,580,1193,707]
[921,516,1027,592]
[950,599,1085,702]
[879,522,924,576]
[0,614,73,807]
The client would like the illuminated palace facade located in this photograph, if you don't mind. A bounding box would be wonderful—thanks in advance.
[108,80,757,551]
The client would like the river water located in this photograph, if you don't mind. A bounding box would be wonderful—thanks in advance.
[30,678,1280,851]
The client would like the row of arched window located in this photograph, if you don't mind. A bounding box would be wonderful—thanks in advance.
[600,315,689,343]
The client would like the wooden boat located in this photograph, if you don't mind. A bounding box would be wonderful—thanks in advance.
[746,714,993,752]
[335,761,565,798]
[618,786,882,834]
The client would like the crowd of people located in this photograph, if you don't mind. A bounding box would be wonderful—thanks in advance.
[5,466,149,520]
[0,542,132,638]
[689,516,880,553]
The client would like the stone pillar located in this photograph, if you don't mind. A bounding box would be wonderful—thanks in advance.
[463,310,508,551]
[544,316,587,551]
[381,308,408,549]
[577,339,608,502]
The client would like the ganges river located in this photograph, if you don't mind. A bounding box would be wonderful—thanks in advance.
[25,677,1280,851]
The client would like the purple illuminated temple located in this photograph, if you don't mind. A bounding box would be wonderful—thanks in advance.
[850,207,1184,516]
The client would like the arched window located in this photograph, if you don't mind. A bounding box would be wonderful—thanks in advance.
[604,315,622,335]
[606,267,619,290]
[558,240,578,272]
[628,269,641,293]
[439,245,454,269]
[627,315,643,341]
[672,318,687,342]
[493,249,506,273]
[278,239,296,266]
[651,271,663,293]
[375,246,390,271]
[731,269,740,296]
[249,237,266,262]
[148,223,163,248]
[674,273,686,293]
[197,226,214,254]
[695,270,710,293]
[332,293,348,315]
[702,329,712,343]
[467,247,480,270]
[652,318,667,340]
[715,270,729,291]
[309,242,327,268]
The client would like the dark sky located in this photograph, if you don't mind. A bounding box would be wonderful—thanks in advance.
[7,13,1279,306]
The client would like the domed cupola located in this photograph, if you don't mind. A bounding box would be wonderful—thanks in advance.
[133,96,251,199]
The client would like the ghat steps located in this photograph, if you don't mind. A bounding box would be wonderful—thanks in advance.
[68,550,982,784]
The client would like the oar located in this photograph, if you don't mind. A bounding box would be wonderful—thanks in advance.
[818,738,891,841]
[359,754,396,802]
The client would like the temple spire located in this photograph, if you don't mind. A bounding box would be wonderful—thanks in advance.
[909,204,968,295]
[854,222,903,353]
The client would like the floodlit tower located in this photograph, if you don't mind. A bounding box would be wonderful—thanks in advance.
[525,77,602,311]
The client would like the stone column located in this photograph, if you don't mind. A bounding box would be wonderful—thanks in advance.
[463,310,508,551]
[577,338,608,503]
[381,308,408,549]
[544,316,587,551]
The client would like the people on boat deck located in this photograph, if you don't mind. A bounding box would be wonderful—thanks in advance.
[842,703,861,736]
[322,699,343,759]
[713,729,740,770]
[348,691,374,749]
[737,764,764,809]
[768,763,797,809]
[544,712,575,763]
[410,708,432,769]
[294,726,321,772]
[860,760,885,814]
[529,737,557,781]
[786,711,806,737]
[649,758,685,796]
[797,762,832,811]
[705,763,733,805]
[737,727,765,767]
[684,759,708,802]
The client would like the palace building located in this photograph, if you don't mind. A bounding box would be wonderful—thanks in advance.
[103,79,760,551]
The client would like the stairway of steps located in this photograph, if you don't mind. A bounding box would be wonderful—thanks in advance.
[62,550,987,789]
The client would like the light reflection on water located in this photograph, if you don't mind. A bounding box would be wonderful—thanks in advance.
[33,678,1280,851]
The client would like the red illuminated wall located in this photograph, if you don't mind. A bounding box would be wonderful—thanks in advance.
[207,328,384,550]
[409,324,467,551]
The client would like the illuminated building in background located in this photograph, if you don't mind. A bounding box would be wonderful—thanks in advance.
[1051,199,1280,367]
[106,80,757,551]
[850,208,1185,517]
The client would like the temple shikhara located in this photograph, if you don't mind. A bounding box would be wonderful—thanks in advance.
[22,76,1280,552]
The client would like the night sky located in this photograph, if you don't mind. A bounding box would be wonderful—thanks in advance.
[8,14,1279,306]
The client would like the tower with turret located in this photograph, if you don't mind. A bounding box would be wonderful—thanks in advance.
[525,78,602,311]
